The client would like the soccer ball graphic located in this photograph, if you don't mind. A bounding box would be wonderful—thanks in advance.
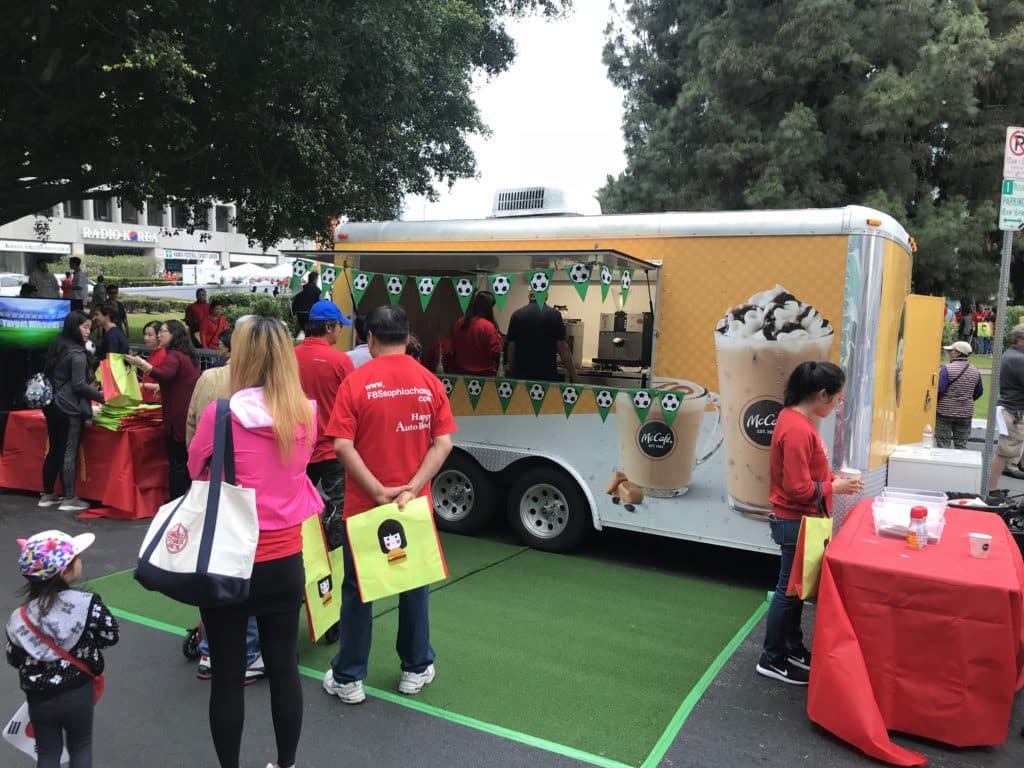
[491,275,511,295]
[530,272,550,292]
[352,273,370,291]
[497,381,514,399]
[595,390,614,409]
[568,263,590,284]
[417,277,435,296]
[659,392,681,412]
[441,378,454,396]
[455,278,474,297]
[466,379,482,397]
[600,266,612,285]
[292,260,307,277]
[621,271,632,290]
[561,386,579,405]
[386,276,404,295]
[633,390,652,409]
[528,383,546,401]
[321,267,336,284]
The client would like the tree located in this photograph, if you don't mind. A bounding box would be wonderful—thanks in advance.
[1,0,564,247]
[601,0,1024,301]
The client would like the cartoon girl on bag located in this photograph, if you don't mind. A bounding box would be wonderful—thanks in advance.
[6,530,119,768]
[378,520,408,565]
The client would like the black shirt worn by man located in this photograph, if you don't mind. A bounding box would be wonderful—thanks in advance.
[291,283,320,327]
[998,346,1024,412]
[97,326,129,361]
[507,301,566,381]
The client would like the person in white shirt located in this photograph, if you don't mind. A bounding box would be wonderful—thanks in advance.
[345,314,371,368]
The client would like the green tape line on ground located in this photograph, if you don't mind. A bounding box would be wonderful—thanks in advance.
[638,597,770,768]
[110,606,189,637]
[299,664,633,768]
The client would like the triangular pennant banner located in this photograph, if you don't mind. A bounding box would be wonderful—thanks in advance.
[599,265,613,302]
[464,377,485,410]
[620,267,633,304]
[439,376,456,399]
[488,273,515,311]
[525,269,553,309]
[319,264,338,299]
[495,379,517,413]
[629,388,653,423]
[351,271,375,307]
[383,274,407,306]
[526,380,548,416]
[559,384,581,418]
[657,390,685,428]
[415,276,441,312]
[451,277,475,314]
[564,263,592,302]
[290,259,315,292]
[594,388,618,422]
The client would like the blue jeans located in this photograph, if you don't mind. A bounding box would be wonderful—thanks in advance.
[199,615,261,665]
[330,529,434,683]
[762,517,805,665]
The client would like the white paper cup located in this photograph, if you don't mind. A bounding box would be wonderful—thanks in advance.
[969,532,992,559]
[839,468,862,480]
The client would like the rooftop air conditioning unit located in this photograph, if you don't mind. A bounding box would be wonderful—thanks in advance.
[489,186,600,218]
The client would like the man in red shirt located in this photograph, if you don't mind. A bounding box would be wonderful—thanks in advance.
[322,305,456,705]
[294,300,354,545]
[184,288,209,347]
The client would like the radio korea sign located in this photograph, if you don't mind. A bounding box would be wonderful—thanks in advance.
[81,226,158,243]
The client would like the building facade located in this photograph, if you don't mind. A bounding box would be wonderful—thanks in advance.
[0,196,312,275]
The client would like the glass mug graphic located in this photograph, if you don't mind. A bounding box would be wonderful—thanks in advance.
[615,379,723,497]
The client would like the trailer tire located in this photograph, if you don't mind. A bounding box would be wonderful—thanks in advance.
[432,451,497,534]
[507,465,590,553]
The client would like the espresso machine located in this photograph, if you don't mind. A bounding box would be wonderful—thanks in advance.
[594,311,653,368]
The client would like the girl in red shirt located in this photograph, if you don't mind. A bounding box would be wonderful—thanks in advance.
[756,361,863,686]
[449,290,502,376]
[139,321,166,402]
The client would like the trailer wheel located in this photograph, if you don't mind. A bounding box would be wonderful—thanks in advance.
[432,452,497,534]
[507,466,590,553]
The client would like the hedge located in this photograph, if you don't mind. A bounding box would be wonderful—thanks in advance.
[122,296,190,314]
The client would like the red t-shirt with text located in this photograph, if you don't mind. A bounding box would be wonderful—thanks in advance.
[325,353,457,518]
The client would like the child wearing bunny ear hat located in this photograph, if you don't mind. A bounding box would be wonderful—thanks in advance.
[6,530,119,767]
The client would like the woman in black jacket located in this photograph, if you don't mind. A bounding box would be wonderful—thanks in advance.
[39,311,103,513]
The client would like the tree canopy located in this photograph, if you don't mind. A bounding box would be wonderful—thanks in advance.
[601,0,1024,300]
[2,0,564,247]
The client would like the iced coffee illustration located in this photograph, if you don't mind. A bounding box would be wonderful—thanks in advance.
[715,286,834,516]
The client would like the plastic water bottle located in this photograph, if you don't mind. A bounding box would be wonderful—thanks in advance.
[906,505,929,550]
[922,424,934,449]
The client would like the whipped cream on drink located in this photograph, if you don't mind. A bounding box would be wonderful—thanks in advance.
[715,285,832,341]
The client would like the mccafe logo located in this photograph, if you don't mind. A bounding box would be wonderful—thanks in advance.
[742,399,782,448]
[637,421,675,459]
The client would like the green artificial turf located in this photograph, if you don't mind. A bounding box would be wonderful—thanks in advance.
[86,535,765,766]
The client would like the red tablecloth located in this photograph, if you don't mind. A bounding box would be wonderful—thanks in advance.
[0,409,167,519]
[808,499,1024,765]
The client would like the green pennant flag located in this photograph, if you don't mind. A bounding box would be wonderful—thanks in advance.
[451,277,475,314]
[559,384,582,418]
[488,273,515,311]
[526,381,548,416]
[415,276,441,312]
[599,264,613,302]
[620,267,633,304]
[525,269,553,309]
[593,387,618,422]
[438,376,456,399]
[319,265,338,299]
[464,377,485,410]
[383,274,407,306]
[657,389,685,429]
[351,270,375,307]
[564,262,592,302]
[290,259,314,292]
[495,379,517,413]
[629,388,653,423]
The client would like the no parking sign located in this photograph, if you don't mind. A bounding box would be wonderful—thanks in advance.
[1005,126,1024,181]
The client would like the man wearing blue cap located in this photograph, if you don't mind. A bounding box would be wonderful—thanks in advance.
[295,301,354,547]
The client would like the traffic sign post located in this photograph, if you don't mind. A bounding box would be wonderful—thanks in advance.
[1000,179,1024,231]
[1005,126,1024,181]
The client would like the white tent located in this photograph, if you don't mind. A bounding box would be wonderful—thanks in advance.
[264,262,294,279]
[219,263,269,280]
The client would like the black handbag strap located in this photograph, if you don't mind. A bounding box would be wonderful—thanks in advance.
[141,399,234,571]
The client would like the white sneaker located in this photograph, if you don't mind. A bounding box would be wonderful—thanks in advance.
[322,669,365,704]
[398,664,435,695]
[38,493,62,508]
[196,655,212,679]
[58,496,89,512]
[245,653,265,685]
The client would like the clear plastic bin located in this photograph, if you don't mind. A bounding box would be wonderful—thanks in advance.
[872,494,948,543]
[878,487,947,522]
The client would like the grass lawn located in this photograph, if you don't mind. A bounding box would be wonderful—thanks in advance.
[976,373,990,419]
[126,311,183,344]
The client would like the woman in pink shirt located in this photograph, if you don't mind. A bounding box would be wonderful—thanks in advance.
[187,317,321,768]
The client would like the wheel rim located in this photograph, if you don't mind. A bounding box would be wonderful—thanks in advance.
[433,469,475,523]
[518,482,570,539]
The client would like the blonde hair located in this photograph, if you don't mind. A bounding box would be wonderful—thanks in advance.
[230,317,313,457]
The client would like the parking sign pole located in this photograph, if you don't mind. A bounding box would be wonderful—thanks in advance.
[981,229,1015,494]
